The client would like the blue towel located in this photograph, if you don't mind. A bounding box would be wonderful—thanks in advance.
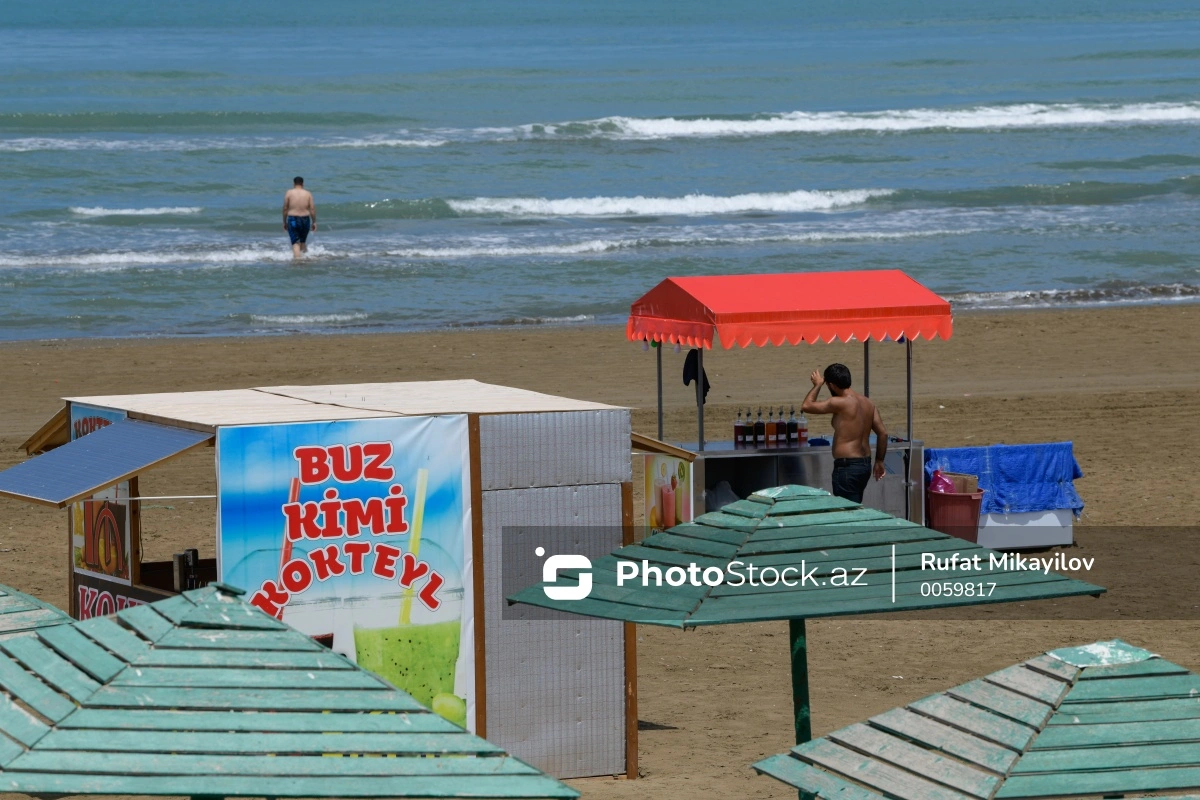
[924,442,1084,516]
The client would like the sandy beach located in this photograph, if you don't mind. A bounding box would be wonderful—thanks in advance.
[1,303,1198,799]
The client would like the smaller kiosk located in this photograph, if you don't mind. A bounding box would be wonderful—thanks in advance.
[628,269,953,523]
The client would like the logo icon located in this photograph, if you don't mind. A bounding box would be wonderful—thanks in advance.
[536,546,592,600]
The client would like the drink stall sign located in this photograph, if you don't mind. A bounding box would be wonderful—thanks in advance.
[217,415,475,729]
[644,453,693,532]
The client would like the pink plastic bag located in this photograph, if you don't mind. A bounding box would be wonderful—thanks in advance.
[929,469,955,494]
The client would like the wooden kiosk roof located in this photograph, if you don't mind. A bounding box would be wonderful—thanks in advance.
[0,582,577,799]
[68,380,619,429]
[21,380,621,452]
[755,640,1200,799]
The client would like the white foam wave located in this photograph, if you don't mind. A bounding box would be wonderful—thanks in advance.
[250,313,369,325]
[949,283,1200,310]
[0,136,443,153]
[70,206,203,217]
[523,102,1200,140]
[0,246,298,269]
[448,189,890,217]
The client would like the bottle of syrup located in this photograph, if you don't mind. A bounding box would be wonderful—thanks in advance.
[797,410,809,445]
[753,408,765,449]
[776,408,787,448]
[786,407,798,448]
[733,410,745,449]
[764,407,777,449]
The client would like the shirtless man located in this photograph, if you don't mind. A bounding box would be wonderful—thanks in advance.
[801,363,887,503]
[282,176,317,258]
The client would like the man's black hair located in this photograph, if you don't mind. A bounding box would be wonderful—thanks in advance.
[824,363,852,390]
[293,176,304,186]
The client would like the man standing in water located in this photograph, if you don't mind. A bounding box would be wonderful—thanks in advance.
[801,363,887,503]
[282,176,316,258]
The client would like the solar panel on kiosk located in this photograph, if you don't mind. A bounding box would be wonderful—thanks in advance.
[0,419,212,508]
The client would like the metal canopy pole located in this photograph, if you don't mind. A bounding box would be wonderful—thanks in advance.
[656,342,664,441]
[696,348,705,451]
[789,619,811,745]
[863,339,871,397]
[905,338,914,522]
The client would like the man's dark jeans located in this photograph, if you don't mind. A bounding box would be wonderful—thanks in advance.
[831,457,872,504]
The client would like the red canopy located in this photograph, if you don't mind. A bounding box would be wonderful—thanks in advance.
[626,269,953,349]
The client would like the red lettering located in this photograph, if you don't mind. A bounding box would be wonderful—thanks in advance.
[78,586,99,619]
[294,446,330,485]
[309,544,347,581]
[373,544,401,579]
[418,571,444,611]
[398,552,430,589]
[281,559,314,594]
[384,485,409,534]
[343,497,385,536]
[343,541,371,574]
[362,442,395,481]
[95,591,115,617]
[283,501,323,540]
[328,444,363,483]
[250,579,290,618]
[319,489,345,538]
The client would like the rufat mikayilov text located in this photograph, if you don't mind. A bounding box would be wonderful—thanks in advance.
[921,552,1096,574]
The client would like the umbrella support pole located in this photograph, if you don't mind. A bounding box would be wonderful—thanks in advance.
[656,343,664,441]
[789,618,811,745]
[696,348,705,451]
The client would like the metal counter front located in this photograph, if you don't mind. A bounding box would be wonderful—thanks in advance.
[685,440,924,523]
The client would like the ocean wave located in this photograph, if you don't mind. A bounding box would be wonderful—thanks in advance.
[948,282,1200,310]
[516,102,1200,140]
[0,135,443,153]
[70,206,203,217]
[447,189,891,217]
[249,312,369,325]
[0,245,299,269]
[0,226,973,271]
[446,314,596,328]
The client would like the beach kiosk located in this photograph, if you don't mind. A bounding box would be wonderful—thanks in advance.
[0,380,636,779]
[629,269,953,524]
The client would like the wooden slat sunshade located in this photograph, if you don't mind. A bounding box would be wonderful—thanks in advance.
[0,585,71,640]
[507,484,1104,627]
[755,640,1200,799]
[0,583,577,799]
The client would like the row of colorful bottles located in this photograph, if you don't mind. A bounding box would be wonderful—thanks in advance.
[733,407,808,449]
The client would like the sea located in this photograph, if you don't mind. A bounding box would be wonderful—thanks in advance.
[2,0,1199,340]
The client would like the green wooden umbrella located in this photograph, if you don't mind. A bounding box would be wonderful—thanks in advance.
[0,584,71,639]
[0,582,577,799]
[508,485,1104,745]
[755,639,1200,799]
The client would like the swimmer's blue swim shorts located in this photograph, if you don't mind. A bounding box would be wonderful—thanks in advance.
[287,215,311,244]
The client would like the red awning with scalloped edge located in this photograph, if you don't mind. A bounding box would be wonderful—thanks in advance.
[626,270,952,349]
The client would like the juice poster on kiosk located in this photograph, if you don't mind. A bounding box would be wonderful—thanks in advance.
[644,454,693,532]
[70,404,132,586]
[217,415,474,729]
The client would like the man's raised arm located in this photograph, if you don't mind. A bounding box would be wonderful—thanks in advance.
[801,370,836,415]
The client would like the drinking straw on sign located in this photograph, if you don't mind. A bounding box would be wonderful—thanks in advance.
[275,477,301,619]
[399,468,429,625]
